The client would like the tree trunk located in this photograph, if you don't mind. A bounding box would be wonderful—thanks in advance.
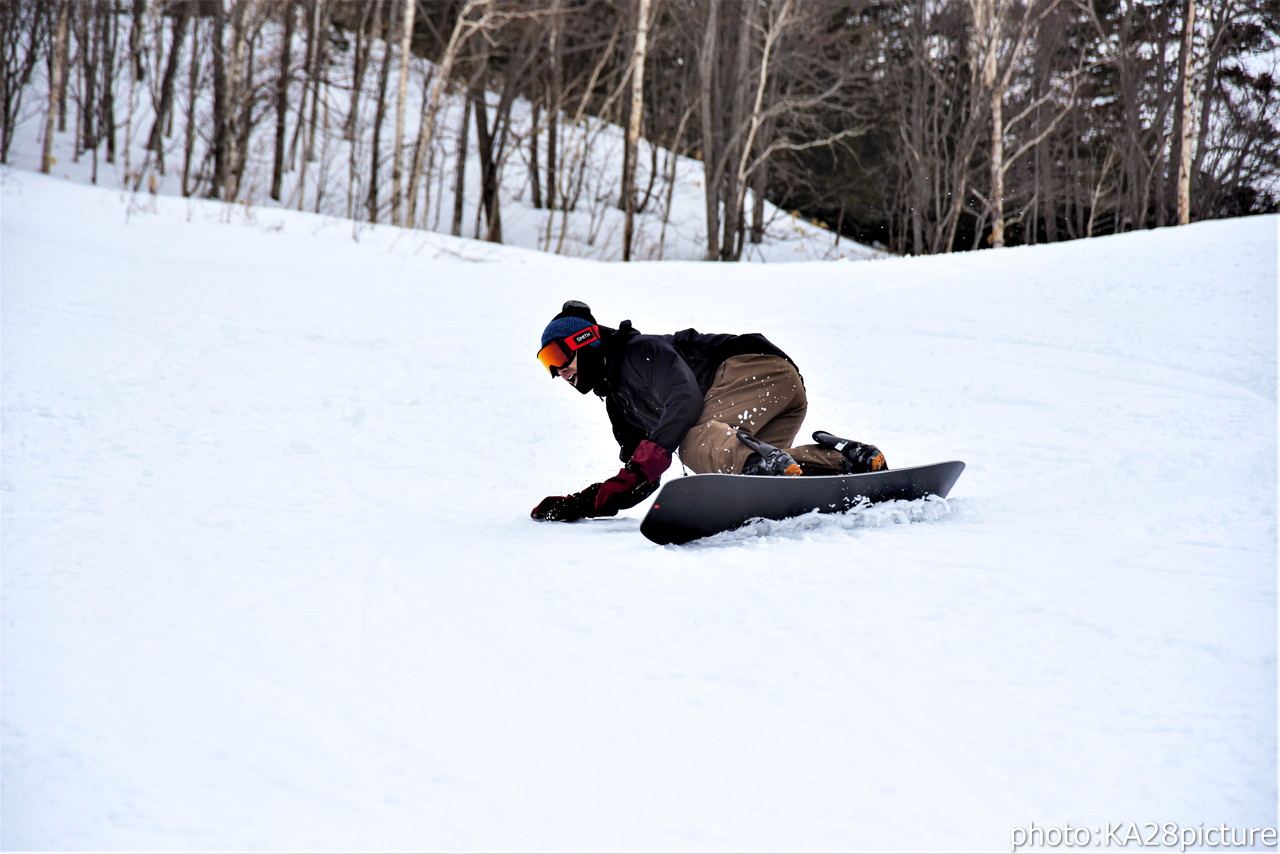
[303,0,325,164]
[974,0,1006,248]
[80,0,101,160]
[472,90,502,242]
[622,0,650,261]
[129,0,148,82]
[232,21,256,200]
[544,0,563,212]
[750,154,767,245]
[221,0,249,201]
[182,17,201,196]
[295,0,325,209]
[345,1,376,219]
[209,0,227,197]
[391,0,416,226]
[697,0,720,260]
[147,0,191,162]
[528,100,542,208]
[345,0,375,142]
[988,77,1005,247]
[368,0,396,222]
[451,95,472,236]
[721,0,758,261]
[100,0,117,164]
[1174,0,1196,225]
[41,1,70,174]
[271,0,295,200]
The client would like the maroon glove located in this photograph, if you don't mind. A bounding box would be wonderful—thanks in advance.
[593,440,671,515]
[630,440,673,481]
[532,483,602,522]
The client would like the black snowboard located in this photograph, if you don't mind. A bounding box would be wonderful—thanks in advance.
[639,461,966,545]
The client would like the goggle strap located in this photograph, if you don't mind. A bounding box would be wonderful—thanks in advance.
[564,325,600,351]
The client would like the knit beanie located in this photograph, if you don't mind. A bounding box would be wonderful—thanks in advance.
[541,300,599,349]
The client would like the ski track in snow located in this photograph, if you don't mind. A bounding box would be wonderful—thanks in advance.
[1,170,1276,851]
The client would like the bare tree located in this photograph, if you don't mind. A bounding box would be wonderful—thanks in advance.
[694,0,721,259]
[1187,0,1279,219]
[405,0,486,229]
[74,0,102,166]
[621,0,650,261]
[390,0,417,225]
[293,0,331,209]
[218,0,252,200]
[542,0,566,212]
[451,92,472,235]
[1173,0,1196,224]
[302,0,327,166]
[972,0,1066,247]
[97,0,120,166]
[271,0,296,200]
[344,0,379,219]
[181,13,203,196]
[1,0,49,163]
[367,0,397,222]
[146,0,194,172]
[724,0,792,258]
[128,0,149,82]
[40,1,69,174]
[1080,0,1183,231]
[682,0,875,259]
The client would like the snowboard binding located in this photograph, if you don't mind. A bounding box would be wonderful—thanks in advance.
[813,431,888,473]
[737,431,803,476]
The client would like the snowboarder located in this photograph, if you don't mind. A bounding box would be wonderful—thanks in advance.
[531,300,887,522]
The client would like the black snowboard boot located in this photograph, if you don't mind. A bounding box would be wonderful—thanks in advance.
[737,431,802,476]
[812,431,888,473]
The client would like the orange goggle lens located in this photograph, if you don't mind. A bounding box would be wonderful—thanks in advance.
[537,325,600,375]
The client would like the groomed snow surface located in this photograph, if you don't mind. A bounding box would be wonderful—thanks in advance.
[2,170,1276,852]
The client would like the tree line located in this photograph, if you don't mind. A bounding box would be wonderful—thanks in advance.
[3,0,1276,258]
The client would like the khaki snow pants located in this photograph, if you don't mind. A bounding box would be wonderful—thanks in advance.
[677,354,846,475]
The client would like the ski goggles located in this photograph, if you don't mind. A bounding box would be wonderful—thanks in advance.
[537,324,600,376]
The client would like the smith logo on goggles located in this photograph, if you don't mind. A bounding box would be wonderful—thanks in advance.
[537,324,600,375]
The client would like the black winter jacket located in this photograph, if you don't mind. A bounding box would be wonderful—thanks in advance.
[595,321,792,458]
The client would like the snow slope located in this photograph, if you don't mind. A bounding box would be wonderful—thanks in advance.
[1,169,1276,851]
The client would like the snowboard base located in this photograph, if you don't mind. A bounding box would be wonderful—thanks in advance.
[639,461,965,545]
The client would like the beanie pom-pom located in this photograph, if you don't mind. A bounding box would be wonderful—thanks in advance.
[555,300,595,323]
